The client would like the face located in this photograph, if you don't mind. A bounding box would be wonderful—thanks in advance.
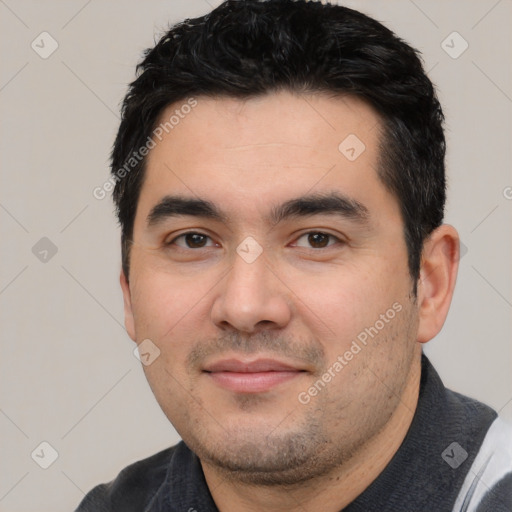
[122,91,421,485]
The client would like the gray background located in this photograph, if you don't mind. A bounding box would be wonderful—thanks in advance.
[0,1,511,510]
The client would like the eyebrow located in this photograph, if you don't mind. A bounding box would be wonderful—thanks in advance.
[147,196,227,226]
[268,192,370,226]
[146,193,370,228]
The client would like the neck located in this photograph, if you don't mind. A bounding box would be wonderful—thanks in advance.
[202,350,422,512]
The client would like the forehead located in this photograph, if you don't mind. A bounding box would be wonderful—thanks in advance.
[137,91,394,225]
[149,91,381,166]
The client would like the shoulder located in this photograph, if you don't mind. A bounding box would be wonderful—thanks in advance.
[452,416,512,512]
[74,445,178,512]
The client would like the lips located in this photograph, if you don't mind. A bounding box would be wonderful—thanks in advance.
[204,358,299,373]
[203,358,305,393]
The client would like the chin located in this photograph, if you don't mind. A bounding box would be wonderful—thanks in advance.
[179,416,352,486]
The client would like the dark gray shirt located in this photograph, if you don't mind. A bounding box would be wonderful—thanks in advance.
[76,355,512,511]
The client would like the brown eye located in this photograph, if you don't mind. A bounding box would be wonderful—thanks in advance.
[295,232,338,249]
[170,232,215,249]
[184,233,208,248]
[307,233,330,248]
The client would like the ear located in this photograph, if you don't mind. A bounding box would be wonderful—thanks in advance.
[416,224,460,344]
[120,269,136,342]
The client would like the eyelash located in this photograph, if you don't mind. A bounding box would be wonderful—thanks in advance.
[166,231,344,250]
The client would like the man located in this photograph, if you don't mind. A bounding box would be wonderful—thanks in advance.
[77,1,512,510]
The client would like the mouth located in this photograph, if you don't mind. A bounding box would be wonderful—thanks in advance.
[202,358,307,393]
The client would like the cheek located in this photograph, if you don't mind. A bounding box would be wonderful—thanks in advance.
[130,278,179,340]
[288,260,412,371]
[128,261,231,388]
[130,269,211,401]
[289,265,389,335]
[129,259,216,339]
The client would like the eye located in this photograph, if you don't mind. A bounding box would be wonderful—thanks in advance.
[168,232,217,249]
[293,231,341,249]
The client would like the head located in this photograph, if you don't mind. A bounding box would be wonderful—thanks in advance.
[113,0,459,486]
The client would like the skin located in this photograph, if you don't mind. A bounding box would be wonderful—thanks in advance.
[120,91,460,511]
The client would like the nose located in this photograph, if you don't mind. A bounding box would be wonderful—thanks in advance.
[210,249,292,334]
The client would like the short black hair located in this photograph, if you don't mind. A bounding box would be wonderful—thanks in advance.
[112,0,446,290]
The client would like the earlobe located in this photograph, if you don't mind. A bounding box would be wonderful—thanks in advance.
[120,270,136,341]
[416,224,460,344]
